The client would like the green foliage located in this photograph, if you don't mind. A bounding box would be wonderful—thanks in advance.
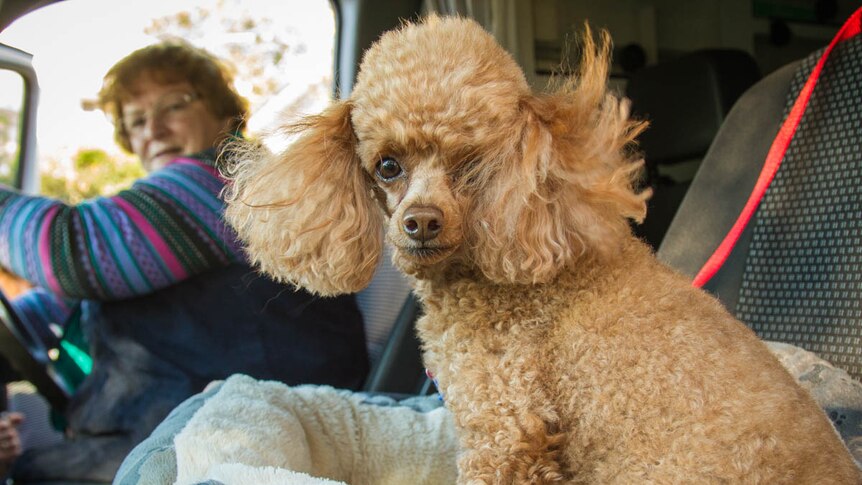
[0,161,18,186]
[40,148,145,203]
[0,108,20,187]
[144,0,310,108]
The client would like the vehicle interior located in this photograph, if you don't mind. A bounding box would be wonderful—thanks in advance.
[0,0,860,482]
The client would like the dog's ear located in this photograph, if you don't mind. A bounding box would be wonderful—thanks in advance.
[470,27,649,285]
[224,101,383,296]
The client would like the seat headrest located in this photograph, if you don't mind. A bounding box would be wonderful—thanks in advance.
[627,49,761,166]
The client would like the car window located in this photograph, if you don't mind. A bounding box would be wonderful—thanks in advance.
[0,68,24,187]
[0,0,335,200]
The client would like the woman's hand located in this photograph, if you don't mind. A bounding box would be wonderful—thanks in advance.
[0,269,30,298]
[0,412,24,463]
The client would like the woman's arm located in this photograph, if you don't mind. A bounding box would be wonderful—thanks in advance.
[0,157,242,300]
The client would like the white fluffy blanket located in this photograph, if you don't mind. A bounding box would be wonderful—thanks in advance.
[170,344,861,484]
[173,375,458,485]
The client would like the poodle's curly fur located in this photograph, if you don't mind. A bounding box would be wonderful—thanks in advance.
[225,16,861,484]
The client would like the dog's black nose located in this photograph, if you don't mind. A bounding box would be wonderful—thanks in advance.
[402,206,443,242]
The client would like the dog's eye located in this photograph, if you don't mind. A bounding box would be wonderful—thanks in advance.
[375,158,403,181]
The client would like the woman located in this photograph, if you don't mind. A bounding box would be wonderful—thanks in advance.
[0,40,369,482]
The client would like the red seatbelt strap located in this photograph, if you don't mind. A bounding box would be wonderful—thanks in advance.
[693,7,862,288]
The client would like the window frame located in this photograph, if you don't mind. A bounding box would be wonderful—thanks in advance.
[0,42,38,193]
[331,0,423,98]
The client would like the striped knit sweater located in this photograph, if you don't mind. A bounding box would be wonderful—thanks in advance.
[0,154,243,328]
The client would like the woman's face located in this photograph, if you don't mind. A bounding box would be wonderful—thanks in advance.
[122,74,231,171]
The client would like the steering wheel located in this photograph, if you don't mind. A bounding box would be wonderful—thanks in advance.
[0,289,72,412]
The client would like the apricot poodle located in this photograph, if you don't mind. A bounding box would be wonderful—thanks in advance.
[225,15,861,484]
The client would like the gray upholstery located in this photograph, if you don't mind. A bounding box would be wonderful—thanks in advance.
[659,34,862,381]
[658,61,800,308]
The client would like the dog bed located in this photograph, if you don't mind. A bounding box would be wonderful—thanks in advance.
[115,343,861,484]
[115,376,456,485]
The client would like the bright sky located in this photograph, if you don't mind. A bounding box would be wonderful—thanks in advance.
[0,0,334,160]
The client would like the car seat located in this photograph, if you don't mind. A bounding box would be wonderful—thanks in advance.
[627,49,761,249]
[355,239,436,395]
[658,8,862,381]
[355,243,429,395]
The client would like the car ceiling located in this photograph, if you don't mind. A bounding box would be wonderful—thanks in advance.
[0,0,61,32]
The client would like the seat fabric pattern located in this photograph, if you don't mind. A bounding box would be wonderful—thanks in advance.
[735,36,862,379]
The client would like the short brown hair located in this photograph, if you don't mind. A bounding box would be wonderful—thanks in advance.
[98,39,249,152]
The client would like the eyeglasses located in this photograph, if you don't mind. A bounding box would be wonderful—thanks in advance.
[122,92,200,136]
